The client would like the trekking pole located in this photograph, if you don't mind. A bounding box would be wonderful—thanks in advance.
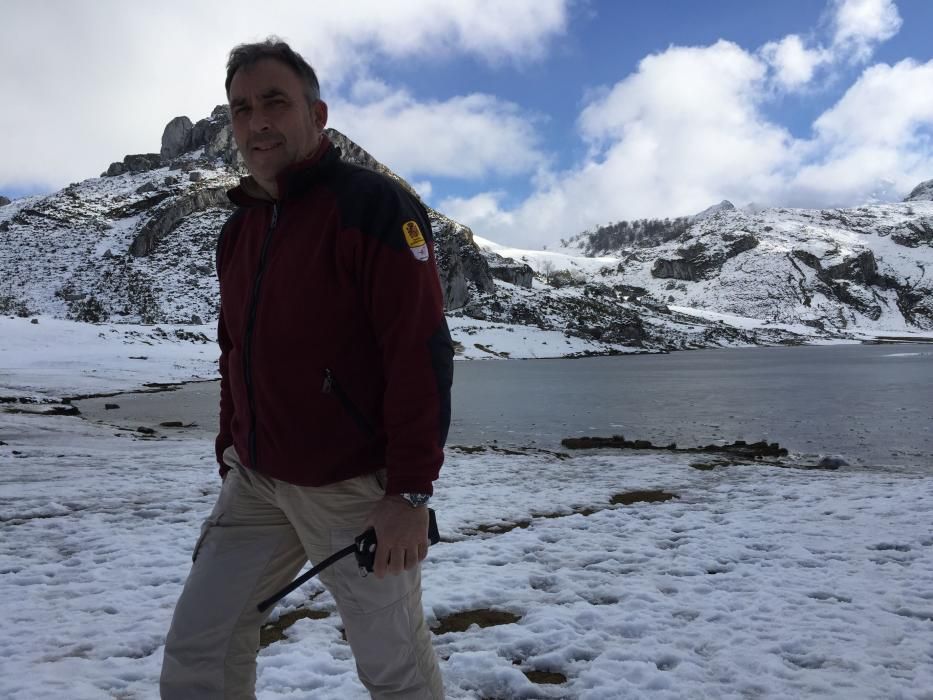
[257,508,440,613]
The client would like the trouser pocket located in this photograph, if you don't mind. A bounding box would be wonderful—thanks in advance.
[191,514,222,563]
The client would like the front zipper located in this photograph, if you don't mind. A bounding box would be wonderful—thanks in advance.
[322,368,376,436]
[242,204,279,469]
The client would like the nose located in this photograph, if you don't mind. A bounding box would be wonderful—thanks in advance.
[249,105,272,133]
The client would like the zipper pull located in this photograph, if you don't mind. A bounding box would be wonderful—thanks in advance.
[321,368,333,393]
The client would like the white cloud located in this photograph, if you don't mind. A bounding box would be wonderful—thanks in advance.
[759,0,901,92]
[760,35,829,89]
[446,44,933,249]
[331,91,545,180]
[455,41,796,247]
[440,192,516,236]
[795,59,933,199]
[410,180,433,199]
[831,0,902,61]
[0,0,568,191]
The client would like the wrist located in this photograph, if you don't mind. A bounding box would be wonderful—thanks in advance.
[392,492,431,508]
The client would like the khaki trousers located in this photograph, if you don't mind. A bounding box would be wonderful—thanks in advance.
[160,447,443,699]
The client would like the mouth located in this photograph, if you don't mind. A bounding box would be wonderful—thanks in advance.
[251,141,282,153]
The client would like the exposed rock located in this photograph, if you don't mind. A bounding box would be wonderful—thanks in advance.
[129,187,232,256]
[651,234,758,281]
[693,200,735,221]
[651,257,701,282]
[108,191,173,218]
[904,179,933,202]
[203,122,242,167]
[123,153,163,173]
[817,455,849,468]
[105,162,126,177]
[135,182,158,194]
[0,196,10,207]
[189,171,202,182]
[824,250,881,287]
[890,218,933,248]
[160,116,193,161]
[434,216,496,309]
[727,233,759,257]
[561,435,788,459]
[486,251,534,288]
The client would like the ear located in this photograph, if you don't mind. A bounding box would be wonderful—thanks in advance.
[312,100,328,130]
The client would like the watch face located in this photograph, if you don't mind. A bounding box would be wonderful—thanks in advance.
[401,492,431,507]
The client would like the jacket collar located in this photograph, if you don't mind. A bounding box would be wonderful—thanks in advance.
[227,133,339,207]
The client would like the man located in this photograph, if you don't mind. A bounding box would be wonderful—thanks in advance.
[160,38,453,700]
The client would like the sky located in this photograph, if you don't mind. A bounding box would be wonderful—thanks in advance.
[2,0,933,248]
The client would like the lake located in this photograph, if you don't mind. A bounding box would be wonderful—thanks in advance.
[75,343,933,472]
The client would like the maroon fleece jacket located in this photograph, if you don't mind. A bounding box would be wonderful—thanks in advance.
[214,136,454,495]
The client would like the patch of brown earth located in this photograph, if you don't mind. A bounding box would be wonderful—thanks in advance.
[523,669,568,684]
[259,608,330,648]
[611,490,678,505]
[432,609,521,635]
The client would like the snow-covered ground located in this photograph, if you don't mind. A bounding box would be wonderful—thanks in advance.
[0,316,218,400]
[0,315,644,403]
[2,409,931,699]
[2,318,932,699]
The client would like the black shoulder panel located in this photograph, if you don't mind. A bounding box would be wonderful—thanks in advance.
[330,161,433,252]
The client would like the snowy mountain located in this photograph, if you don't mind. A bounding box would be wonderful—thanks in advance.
[560,197,933,335]
[905,178,933,202]
[2,106,931,362]
[0,108,496,324]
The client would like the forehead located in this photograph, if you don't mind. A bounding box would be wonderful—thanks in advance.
[228,58,304,101]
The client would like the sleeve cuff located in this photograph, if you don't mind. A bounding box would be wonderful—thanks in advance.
[385,474,435,496]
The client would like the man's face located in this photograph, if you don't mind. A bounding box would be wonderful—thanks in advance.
[228,58,327,187]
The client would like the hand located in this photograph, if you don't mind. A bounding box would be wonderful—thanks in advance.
[364,496,429,579]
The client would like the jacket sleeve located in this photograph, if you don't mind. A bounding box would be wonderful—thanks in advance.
[349,177,454,495]
[215,307,234,479]
[214,218,236,479]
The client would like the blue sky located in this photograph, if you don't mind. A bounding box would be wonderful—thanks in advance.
[2,0,932,247]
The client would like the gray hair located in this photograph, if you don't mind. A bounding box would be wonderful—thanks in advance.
[225,37,321,104]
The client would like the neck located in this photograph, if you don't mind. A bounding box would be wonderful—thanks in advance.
[255,177,279,200]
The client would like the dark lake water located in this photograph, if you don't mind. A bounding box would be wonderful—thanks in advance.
[449,344,933,471]
[76,344,933,472]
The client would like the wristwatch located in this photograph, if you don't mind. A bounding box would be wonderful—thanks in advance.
[398,492,431,508]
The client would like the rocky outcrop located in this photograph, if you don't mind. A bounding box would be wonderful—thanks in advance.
[824,250,883,287]
[160,106,241,168]
[161,116,194,160]
[432,216,495,309]
[486,251,534,288]
[103,153,163,177]
[192,106,241,167]
[904,179,933,202]
[890,218,933,247]
[692,200,735,222]
[0,196,10,207]
[651,234,759,281]
[129,187,232,256]
[651,257,702,282]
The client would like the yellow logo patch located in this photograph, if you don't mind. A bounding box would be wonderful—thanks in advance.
[402,220,426,248]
